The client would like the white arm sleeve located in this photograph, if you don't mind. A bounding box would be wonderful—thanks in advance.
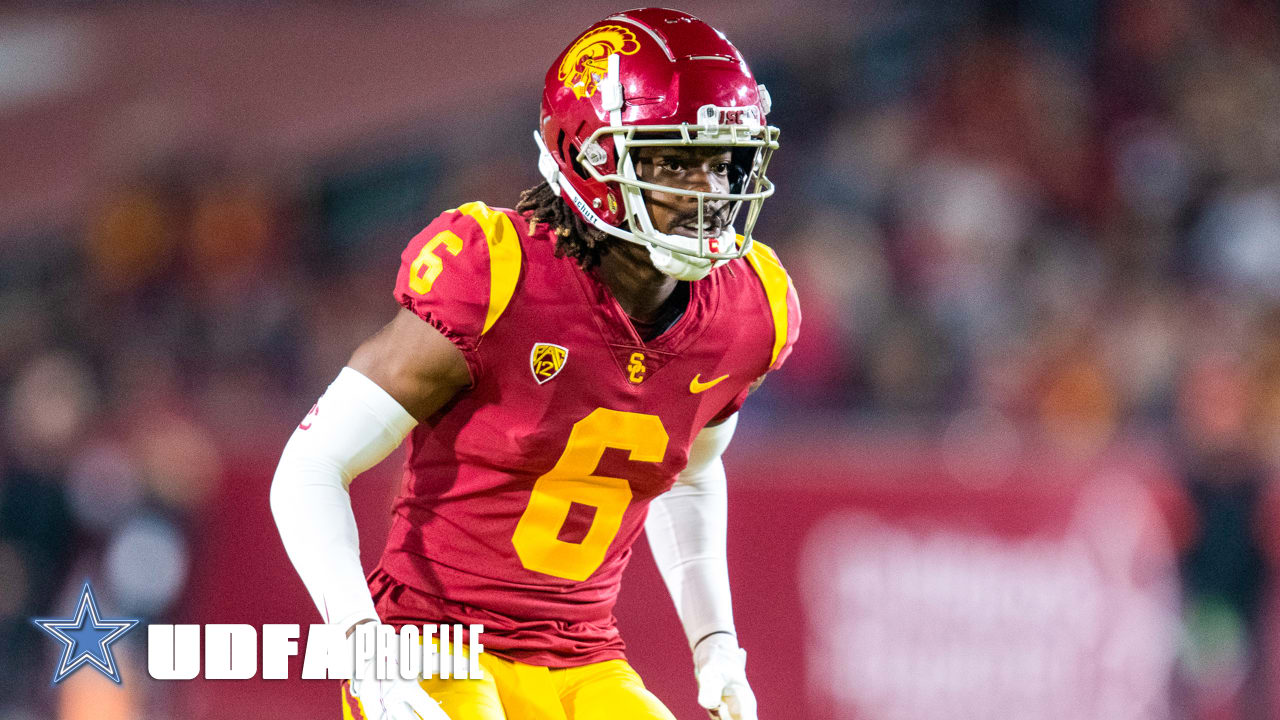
[269,367,418,630]
[645,413,739,650]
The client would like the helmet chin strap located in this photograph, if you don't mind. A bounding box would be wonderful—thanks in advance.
[648,245,715,281]
[646,225,735,281]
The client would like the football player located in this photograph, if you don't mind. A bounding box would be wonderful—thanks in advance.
[270,8,799,720]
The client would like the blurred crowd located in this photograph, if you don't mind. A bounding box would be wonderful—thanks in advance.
[3,0,1280,717]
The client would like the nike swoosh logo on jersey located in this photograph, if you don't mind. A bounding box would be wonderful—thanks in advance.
[689,373,730,393]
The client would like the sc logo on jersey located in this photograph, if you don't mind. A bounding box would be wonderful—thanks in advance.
[627,352,646,384]
[530,343,569,384]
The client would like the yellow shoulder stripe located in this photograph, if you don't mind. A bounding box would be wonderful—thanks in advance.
[456,201,522,335]
[741,236,790,367]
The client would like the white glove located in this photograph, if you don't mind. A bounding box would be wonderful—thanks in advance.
[348,622,451,720]
[694,633,757,720]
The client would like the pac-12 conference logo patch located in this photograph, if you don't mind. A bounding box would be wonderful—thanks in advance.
[558,25,641,99]
[530,343,568,384]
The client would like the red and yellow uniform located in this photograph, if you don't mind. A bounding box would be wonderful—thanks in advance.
[343,202,798,719]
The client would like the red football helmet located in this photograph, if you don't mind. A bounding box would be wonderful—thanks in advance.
[535,7,779,280]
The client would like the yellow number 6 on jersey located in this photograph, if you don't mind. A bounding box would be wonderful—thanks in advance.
[408,230,463,295]
[512,409,668,581]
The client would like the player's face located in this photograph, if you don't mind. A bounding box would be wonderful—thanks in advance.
[633,146,734,239]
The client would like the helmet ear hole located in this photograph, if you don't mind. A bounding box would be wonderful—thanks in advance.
[556,130,568,162]
[567,144,591,181]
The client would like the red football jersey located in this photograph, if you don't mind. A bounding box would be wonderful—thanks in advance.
[372,202,799,667]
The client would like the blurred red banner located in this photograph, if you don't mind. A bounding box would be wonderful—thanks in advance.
[178,440,1186,720]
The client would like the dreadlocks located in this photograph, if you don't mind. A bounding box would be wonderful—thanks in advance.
[516,181,612,270]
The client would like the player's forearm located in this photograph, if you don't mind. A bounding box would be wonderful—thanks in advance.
[647,461,735,647]
[646,414,739,649]
[270,471,380,628]
[269,367,418,629]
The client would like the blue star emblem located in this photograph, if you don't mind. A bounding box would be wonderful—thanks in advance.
[31,581,139,685]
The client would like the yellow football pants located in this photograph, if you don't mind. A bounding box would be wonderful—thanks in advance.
[341,649,676,720]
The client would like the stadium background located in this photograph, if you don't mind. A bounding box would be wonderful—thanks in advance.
[1,0,1278,717]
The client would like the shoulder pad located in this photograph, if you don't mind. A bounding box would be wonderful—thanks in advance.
[394,202,524,346]
[740,237,800,371]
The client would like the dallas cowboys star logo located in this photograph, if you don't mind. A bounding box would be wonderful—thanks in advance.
[31,581,139,685]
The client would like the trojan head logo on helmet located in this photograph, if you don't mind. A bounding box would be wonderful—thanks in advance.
[558,26,641,99]
[535,7,779,281]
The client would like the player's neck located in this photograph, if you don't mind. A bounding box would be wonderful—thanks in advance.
[595,241,680,325]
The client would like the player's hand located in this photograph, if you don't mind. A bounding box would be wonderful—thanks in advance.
[348,622,450,720]
[693,634,757,720]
